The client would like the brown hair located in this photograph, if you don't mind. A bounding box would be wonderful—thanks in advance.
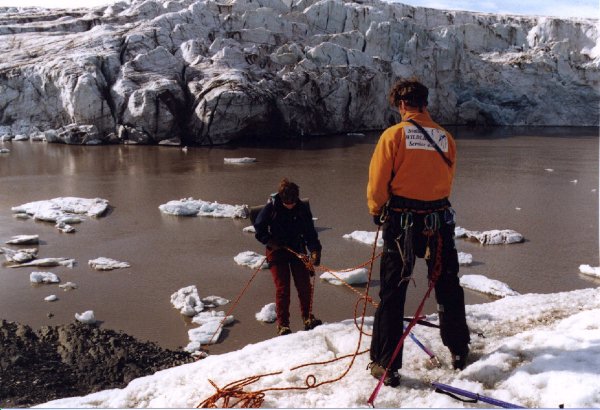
[388,78,429,111]
[278,178,300,203]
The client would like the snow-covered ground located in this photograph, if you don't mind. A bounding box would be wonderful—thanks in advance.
[36,286,600,408]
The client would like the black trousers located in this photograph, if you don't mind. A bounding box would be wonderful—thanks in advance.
[369,208,470,371]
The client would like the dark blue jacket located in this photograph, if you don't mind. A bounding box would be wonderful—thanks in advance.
[254,194,321,255]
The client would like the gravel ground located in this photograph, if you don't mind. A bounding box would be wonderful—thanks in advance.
[0,319,193,407]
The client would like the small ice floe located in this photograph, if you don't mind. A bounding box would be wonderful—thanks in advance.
[1,247,38,263]
[455,227,524,245]
[191,310,234,326]
[75,310,96,324]
[14,134,29,141]
[255,303,276,323]
[0,148,9,154]
[579,264,600,279]
[30,271,60,284]
[515,207,521,211]
[0,134,13,142]
[224,157,257,164]
[159,198,249,218]
[243,225,256,233]
[460,274,520,298]
[11,197,109,222]
[234,251,268,269]
[342,231,384,248]
[570,179,578,184]
[545,168,554,172]
[320,268,368,286]
[185,321,223,351]
[88,257,131,271]
[171,285,204,317]
[10,257,75,268]
[5,234,39,245]
[14,213,31,220]
[201,296,230,308]
[59,281,78,291]
[592,189,597,193]
[45,295,58,302]
[56,222,76,233]
[458,252,473,266]
[181,146,188,152]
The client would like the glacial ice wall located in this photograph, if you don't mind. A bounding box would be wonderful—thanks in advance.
[0,0,598,145]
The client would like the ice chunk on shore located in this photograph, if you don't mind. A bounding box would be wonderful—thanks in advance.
[255,303,276,323]
[342,231,384,247]
[579,264,600,278]
[460,274,520,297]
[455,227,524,245]
[224,157,257,164]
[11,197,109,222]
[75,310,96,324]
[30,271,60,284]
[5,234,39,244]
[88,257,131,271]
[320,268,368,286]
[171,285,204,316]
[159,198,248,218]
[234,251,268,269]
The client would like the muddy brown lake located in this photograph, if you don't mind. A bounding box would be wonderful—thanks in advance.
[0,126,597,355]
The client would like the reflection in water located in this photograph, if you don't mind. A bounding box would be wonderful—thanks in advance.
[0,127,597,355]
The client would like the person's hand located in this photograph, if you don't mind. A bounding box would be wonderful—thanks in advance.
[373,214,384,226]
[310,250,321,267]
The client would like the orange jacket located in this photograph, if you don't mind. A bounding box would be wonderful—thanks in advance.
[367,109,456,215]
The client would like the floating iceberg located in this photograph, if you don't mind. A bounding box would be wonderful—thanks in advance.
[460,274,520,298]
[159,198,248,218]
[455,227,524,245]
[170,285,204,317]
[88,257,131,271]
[30,271,60,284]
[11,197,109,222]
[234,251,268,269]
[2,247,38,263]
[320,268,368,286]
[342,231,384,248]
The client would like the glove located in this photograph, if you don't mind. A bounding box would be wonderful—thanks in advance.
[310,250,321,267]
[267,239,281,250]
[373,214,384,226]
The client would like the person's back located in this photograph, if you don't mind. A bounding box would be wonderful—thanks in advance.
[366,79,470,388]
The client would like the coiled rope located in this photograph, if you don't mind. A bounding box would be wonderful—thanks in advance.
[197,226,383,408]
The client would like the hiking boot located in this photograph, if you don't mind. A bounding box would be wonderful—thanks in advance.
[303,315,322,331]
[367,362,401,387]
[451,347,469,370]
[277,325,292,336]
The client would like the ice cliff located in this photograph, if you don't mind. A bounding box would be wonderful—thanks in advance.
[0,0,598,145]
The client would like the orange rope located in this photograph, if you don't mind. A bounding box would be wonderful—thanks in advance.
[197,227,383,408]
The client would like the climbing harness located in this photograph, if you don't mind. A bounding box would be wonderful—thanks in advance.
[432,382,525,409]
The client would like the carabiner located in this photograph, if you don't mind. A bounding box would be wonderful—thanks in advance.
[400,212,413,230]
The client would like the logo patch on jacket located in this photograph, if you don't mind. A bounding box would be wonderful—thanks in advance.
[405,126,448,152]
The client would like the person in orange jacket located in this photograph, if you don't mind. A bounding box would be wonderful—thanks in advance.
[366,79,470,387]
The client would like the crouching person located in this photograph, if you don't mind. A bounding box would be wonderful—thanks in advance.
[254,178,323,336]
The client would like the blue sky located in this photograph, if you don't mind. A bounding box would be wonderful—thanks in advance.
[0,0,598,18]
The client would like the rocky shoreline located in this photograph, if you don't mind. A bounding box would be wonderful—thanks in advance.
[0,320,193,407]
